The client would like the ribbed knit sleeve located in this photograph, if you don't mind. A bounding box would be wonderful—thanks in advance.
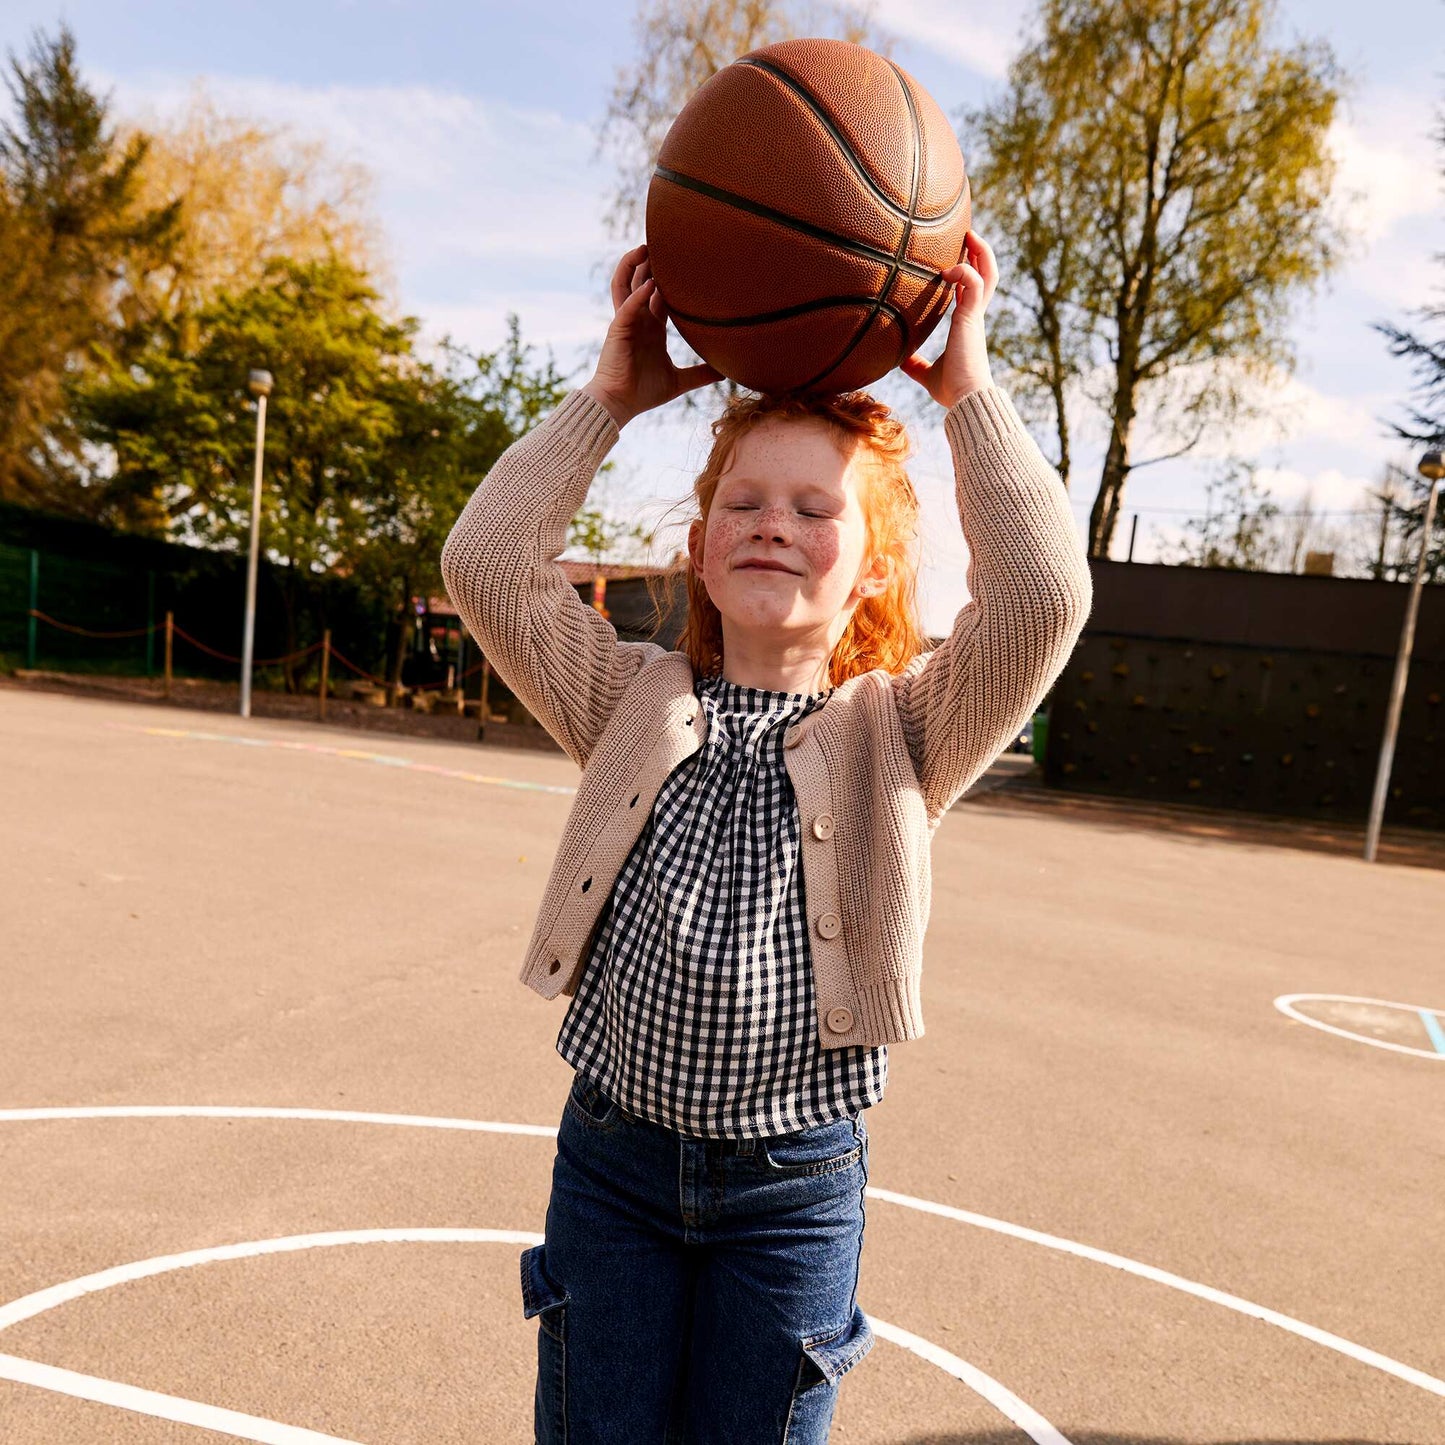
[894,385,1093,820]
[439,389,664,768]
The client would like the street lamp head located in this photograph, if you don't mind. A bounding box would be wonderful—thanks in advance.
[247,369,274,399]
[1419,449,1445,482]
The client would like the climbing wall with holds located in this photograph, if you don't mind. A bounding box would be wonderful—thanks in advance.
[1044,562,1445,829]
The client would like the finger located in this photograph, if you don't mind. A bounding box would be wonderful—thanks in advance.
[967,231,999,291]
[676,361,723,392]
[610,251,639,312]
[900,352,929,375]
[617,276,655,320]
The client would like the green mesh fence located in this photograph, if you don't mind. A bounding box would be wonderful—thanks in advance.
[1,544,159,673]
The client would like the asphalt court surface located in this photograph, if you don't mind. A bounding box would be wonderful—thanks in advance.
[1,686,1442,1444]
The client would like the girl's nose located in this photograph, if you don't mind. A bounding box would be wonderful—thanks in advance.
[752,507,790,540]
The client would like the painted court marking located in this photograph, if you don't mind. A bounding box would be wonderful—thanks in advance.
[118,724,579,798]
[0,1229,1069,1445]
[1274,993,1445,1061]
[4,1106,1443,1406]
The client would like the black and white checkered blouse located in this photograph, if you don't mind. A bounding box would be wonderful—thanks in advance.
[556,673,888,1139]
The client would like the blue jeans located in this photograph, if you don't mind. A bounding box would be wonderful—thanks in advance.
[521,1072,874,1444]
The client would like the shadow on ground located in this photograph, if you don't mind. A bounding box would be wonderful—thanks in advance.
[900,1435,1418,1445]
[969,777,1445,872]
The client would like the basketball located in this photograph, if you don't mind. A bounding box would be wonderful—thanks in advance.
[644,37,971,397]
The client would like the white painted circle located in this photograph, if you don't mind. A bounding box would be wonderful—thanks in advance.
[2,1105,1442,1405]
[1274,993,1445,1061]
[0,1227,1068,1445]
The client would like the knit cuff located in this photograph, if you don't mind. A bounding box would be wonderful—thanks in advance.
[519,388,622,494]
[943,385,1029,455]
[850,974,925,1044]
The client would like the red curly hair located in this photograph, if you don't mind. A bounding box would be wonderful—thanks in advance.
[647,389,926,686]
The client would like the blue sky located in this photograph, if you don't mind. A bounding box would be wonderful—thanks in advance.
[2,0,1442,629]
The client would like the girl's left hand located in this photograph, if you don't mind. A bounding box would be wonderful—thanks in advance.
[900,229,998,409]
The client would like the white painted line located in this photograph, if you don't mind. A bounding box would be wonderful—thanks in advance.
[4,1106,1441,1402]
[0,1228,543,1333]
[865,1186,1445,1400]
[1274,993,1445,1061]
[118,725,579,798]
[0,1351,361,1444]
[0,1228,1072,1445]
[869,1320,1070,1445]
[0,1105,559,1138]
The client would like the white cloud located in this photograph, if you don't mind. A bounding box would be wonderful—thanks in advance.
[111,72,616,357]
[1327,94,1441,246]
[1255,462,1383,512]
[868,0,1027,81]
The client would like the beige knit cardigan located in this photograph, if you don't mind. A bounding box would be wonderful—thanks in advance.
[440,385,1091,1049]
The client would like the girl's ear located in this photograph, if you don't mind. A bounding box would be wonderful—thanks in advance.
[854,550,890,600]
[687,518,704,572]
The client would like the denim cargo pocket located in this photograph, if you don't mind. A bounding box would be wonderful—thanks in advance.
[800,1304,875,1390]
[521,1244,569,1443]
[784,1306,876,1442]
[759,1116,864,1177]
[563,1073,622,1133]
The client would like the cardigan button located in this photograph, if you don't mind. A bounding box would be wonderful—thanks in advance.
[825,1007,854,1034]
[816,911,841,939]
[784,725,807,750]
[812,812,835,840]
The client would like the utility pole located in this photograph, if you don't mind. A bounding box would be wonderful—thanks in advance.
[1365,449,1444,861]
[240,369,274,719]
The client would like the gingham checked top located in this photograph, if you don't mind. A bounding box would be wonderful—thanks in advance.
[556,672,888,1139]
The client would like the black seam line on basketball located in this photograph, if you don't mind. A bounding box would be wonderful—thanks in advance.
[787,285,894,393]
[666,294,905,328]
[795,62,925,396]
[736,57,966,227]
[891,58,922,241]
[652,166,938,284]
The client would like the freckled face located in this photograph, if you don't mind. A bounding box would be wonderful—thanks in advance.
[687,417,885,644]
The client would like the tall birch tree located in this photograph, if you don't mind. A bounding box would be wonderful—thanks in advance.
[964,0,1346,555]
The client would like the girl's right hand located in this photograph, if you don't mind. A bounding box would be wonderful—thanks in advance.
[581,245,723,428]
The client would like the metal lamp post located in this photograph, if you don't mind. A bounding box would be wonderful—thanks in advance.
[1364,447,1445,861]
[239,368,274,719]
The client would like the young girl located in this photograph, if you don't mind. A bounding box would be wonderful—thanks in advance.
[440,232,1091,1443]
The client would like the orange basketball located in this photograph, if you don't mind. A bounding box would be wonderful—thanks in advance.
[644,37,970,397]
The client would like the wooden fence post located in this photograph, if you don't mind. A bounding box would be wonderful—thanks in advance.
[164,612,174,700]
[319,629,331,721]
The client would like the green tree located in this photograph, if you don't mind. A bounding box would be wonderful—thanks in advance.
[964,0,1347,556]
[0,25,176,506]
[350,321,569,698]
[73,255,411,681]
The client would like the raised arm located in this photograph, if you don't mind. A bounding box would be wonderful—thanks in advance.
[895,230,1092,818]
[439,245,721,769]
[440,389,647,768]
[894,387,1091,818]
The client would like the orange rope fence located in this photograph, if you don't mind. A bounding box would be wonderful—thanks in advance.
[24,607,481,702]
[168,622,322,669]
[25,609,154,641]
